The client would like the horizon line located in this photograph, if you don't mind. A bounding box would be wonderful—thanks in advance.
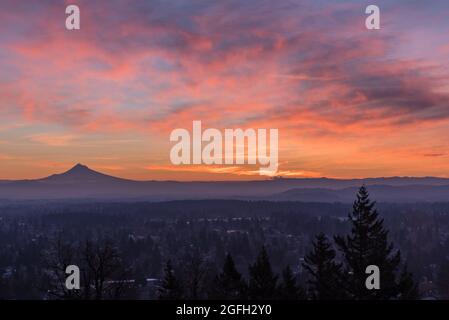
[1,163,449,183]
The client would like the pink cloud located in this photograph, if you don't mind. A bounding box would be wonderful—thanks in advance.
[1,0,449,179]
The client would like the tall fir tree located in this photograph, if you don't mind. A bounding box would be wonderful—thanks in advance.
[158,260,183,300]
[303,233,346,299]
[211,253,247,299]
[334,185,417,299]
[248,246,278,300]
[278,265,306,300]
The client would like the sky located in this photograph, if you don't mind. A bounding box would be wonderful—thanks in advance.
[0,0,448,180]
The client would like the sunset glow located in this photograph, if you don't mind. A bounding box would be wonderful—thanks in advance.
[1,0,448,180]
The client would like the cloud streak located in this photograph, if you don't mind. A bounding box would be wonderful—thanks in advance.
[0,0,449,179]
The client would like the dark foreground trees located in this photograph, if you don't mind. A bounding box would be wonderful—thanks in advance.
[303,233,347,299]
[39,186,418,300]
[159,246,304,300]
[158,186,419,300]
[278,265,306,300]
[42,239,129,300]
[158,260,183,300]
[304,186,418,300]
[210,253,247,299]
[248,246,278,299]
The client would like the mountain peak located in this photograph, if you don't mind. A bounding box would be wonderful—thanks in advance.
[68,163,90,173]
[41,163,119,183]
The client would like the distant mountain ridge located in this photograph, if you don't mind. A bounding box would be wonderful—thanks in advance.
[0,164,449,202]
[39,163,131,184]
[268,185,449,203]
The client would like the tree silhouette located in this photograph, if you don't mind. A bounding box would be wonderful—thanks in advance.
[303,233,346,299]
[82,240,127,300]
[42,237,81,299]
[248,246,278,300]
[158,260,183,300]
[397,266,419,299]
[334,186,417,299]
[211,253,247,299]
[42,238,127,300]
[278,265,305,300]
[182,250,207,300]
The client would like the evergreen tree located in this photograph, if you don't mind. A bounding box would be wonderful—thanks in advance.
[397,266,419,300]
[248,246,278,300]
[303,233,346,299]
[158,260,183,300]
[278,265,305,300]
[211,253,247,299]
[334,186,417,299]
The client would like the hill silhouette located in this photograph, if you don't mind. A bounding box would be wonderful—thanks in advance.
[0,164,449,202]
[40,163,128,184]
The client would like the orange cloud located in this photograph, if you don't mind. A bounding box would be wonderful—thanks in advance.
[28,134,77,147]
[1,1,449,179]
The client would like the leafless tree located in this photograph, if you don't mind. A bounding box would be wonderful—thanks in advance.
[42,237,128,300]
[182,249,207,299]
[41,237,82,299]
[82,240,128,300]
